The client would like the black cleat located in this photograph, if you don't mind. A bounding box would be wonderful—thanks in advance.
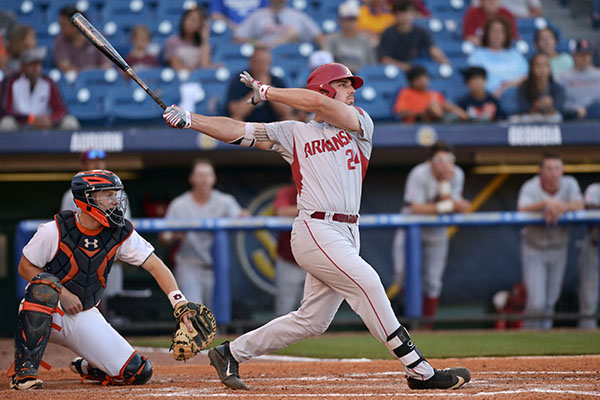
[10,375,43,390]
[208,342,248,390]
[70,357,110,383]
[407,367,470,390]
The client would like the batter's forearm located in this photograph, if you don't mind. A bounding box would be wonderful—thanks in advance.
[266,87,325,113]
[189,114,246,143]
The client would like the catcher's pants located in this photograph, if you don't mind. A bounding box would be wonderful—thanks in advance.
[49,303,135,376]
[521,242,568,330]
[175,263,214,310]
[274,257,306,317]
[578,235,599,329]
[230,216,434,379]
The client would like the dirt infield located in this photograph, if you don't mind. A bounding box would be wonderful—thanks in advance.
[1,339,599,399]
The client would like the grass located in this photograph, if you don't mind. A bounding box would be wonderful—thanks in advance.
[131,330,600,359]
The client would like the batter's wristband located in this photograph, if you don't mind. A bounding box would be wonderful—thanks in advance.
[259,84,270,101]
[168,290,187,308]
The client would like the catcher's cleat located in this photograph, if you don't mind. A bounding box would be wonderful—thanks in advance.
[10,375,43,390]
[70,357,110,383]
[407,367,470,390]
[208,342,248,390]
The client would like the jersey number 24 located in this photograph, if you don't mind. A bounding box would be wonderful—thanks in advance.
[346,149,360,170]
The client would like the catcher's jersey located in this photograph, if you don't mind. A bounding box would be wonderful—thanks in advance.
[265,106,374,215]
[23,214,154,269]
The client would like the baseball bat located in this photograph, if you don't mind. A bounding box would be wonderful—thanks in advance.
[71,13,185,128]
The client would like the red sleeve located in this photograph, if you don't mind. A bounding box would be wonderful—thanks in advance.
[273,185,297,211]
[462,8,478,38]
[47,77,67,124]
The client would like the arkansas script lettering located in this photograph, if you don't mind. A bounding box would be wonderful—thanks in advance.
[304,130,352,158]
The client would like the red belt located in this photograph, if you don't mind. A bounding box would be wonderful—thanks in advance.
[310,211,358,224]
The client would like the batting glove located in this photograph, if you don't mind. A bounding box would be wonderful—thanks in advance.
[163,105,191,129]
[240,71,270,105]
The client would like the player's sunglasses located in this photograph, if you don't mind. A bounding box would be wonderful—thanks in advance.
[85,149,106,160]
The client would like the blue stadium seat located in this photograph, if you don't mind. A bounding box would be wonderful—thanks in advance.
[213,43,254,70]
[187,67,232,85]
[107,84,178,124]
[195,82,228,115]
[358,64,407,87]
[354,85,394,121]
[429,75,463,102]
[136,67,180,97]
[67,89,109,125]
[102,0,153,26]
[75,68,127,97]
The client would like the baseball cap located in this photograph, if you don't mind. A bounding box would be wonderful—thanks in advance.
[80,149,106,163]
[338,1,359,18]
[573,38,592,54]
[21,47,46,64]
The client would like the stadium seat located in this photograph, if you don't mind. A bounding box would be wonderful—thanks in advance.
[354,85,394,121]
[67,89,109,125]
[102,0,153,26]
[107,83,179,124]
[429,75,463,102]
[213,43,254,71]
[75,68,127,97]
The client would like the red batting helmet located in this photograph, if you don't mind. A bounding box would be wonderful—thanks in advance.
[71,170,127,227]
[306,63,364,98]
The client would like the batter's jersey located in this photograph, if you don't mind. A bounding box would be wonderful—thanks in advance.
[402,161,465,239]
[22,217,154,270]
[265,106,374,214]
[518,175,582,247]
[164,190,242,267]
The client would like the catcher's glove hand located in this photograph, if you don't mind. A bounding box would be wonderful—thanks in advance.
[170,302,217,361]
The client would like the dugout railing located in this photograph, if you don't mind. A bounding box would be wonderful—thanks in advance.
[14,210,600,326]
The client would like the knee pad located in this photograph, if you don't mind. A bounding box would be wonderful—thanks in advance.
[13,273,62,378]
[122,352,153,385]
[386,325,425,369]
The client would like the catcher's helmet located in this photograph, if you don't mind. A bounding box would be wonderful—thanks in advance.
[306,63,364,98]
[71,170,127,227]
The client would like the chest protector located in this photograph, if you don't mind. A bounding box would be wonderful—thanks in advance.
[44,210,133,310]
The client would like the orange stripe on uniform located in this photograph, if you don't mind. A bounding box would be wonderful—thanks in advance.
[22,301,55,315]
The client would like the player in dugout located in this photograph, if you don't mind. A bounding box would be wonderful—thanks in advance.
[162,62,471,390]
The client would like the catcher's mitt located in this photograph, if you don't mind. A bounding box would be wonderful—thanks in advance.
[170,302,217,361]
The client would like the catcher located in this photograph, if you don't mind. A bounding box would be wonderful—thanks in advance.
[7,170,216,390]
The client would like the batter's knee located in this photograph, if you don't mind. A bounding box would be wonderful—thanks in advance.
[122,352,153,385]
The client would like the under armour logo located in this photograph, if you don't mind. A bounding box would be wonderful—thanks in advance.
[84,238,98,249]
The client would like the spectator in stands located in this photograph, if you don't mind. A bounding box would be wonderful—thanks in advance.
[467,16,528,98]
[392,141,470,323]
[513,53,565,123]
[273,183,305,316]
[378,0,450,72]
[53,6,111,73]
[210,0,268,29]
[164,7,211,72]
[463,0,518,46]
[0,34,7,73]
[534,27,573,78]
[357,0,396,42]
[326,1,376,73]
[226,45,293,122]
[457,66,506,121]
[393,65,468,123]
[517,154,583,330]
[500,0,542,18]
[577,182,600,330]
[0,10,17,72]
[235,0,324,48]
[160,158,248,309]
[125,25,159,70]
[556,38,600,120]
[0,47,80,131]
[6,25,36,75]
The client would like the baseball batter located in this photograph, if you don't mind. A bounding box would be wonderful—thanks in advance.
[577,183,600,329]
[517,154,583,330]
[8,170,193,390]
[392,141,470,321]
[163,63,470,390]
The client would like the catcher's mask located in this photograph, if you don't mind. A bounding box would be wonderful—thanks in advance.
[71,170,127,227]
[306,62,364,98]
